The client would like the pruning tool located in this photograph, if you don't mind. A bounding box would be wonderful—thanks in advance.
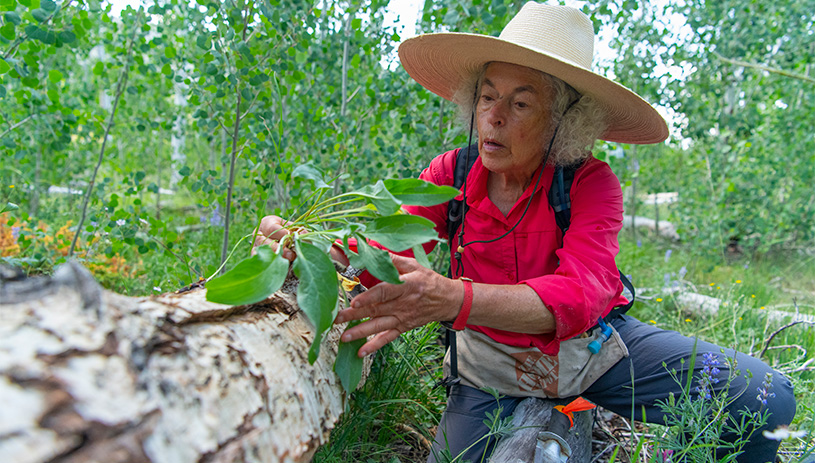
[534,398,596,463]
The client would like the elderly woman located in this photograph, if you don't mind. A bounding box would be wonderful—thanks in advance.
[258,3,795,462]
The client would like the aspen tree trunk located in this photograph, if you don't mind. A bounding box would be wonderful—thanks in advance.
[0,262,367,463]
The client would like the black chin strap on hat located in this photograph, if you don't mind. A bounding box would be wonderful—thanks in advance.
[453,96,581,278]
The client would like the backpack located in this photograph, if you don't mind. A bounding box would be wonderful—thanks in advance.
[439,144,635,390]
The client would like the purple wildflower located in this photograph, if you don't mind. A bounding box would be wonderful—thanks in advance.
[678,266,687,279]
[637,239,642,248]
[756,373,776,406]
[664,273,671,287]
[664,249,672,262]
[210,203,224,227]
[11,226,20,239]
[696,352,722,400]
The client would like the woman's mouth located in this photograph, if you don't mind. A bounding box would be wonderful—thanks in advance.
[482,139,504,151]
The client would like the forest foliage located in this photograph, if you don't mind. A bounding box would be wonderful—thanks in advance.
[1,0,813,292]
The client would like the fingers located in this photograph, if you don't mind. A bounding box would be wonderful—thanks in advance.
[258,215,290,241]
[338,315,403,357]
[254,215,296,261]
[358,330,401,357]
[340,314,399,342]
[390,254,421,276]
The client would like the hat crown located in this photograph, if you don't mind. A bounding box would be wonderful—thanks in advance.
[498,2,594,71]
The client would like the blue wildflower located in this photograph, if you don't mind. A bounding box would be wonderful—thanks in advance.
[678,266,687,279]
[664,249,672,262]
[210,203,224,227]
[696,352,722,400]
[756,373,776,406]
[11,226,20,239]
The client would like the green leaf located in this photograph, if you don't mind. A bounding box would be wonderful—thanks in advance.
[412,244,431,269]
[48,69,62,82]
[205,246,288,305]
[334,319,365,393]
[0,58,9,75]
[383,178,460,206]
[1,202,19,214]
[4,11,21,25]
[164,46,176,59]
[196,33,211,50]
[293,239,339,364]
[292,163,329,189]
[58,30,76,43]
[356,180,401,216]
[347,237,400,284]
[178,165,191,176]
[92,61,104,75]
[0,23,14,41]
[362,215,440,252]
[31,8,48,22]
[237,42,254,62]
[40,0,56,12]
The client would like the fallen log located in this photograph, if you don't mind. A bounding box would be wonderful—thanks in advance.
[0,261,368,463]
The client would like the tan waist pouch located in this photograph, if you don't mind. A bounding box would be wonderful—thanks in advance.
[445,325,629,399]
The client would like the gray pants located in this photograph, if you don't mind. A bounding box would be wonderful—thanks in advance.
[428,315,796,463]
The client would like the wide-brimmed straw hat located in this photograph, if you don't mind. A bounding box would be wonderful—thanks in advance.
[398,2,668,144]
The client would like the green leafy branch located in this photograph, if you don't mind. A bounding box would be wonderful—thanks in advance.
[205,164,458,393]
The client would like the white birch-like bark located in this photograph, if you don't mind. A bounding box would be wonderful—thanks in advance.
[0,262,366,463]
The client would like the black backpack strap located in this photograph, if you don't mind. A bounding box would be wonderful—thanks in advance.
[549,163,578,234]
[446,143,479,243]
[615,271,635,315]
[439,144,478,394]
[549,161,636,319]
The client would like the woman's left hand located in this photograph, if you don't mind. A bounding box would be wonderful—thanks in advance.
[335,254,462,357]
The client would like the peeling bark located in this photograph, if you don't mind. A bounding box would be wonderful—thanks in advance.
[0,262,368,463]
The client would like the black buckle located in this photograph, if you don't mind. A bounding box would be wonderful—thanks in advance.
[434,375,461,390]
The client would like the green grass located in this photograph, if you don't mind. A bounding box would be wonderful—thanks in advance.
[616,232,815,461]
[314,323,446,462]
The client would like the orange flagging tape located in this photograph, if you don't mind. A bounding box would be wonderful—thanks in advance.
[553,397,596,428]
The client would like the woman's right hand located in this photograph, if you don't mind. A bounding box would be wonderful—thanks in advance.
[253,215,296,261]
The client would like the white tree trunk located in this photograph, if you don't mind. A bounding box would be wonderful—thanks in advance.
[0,262,366,463]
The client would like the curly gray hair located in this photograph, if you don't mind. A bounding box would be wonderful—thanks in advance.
[452,64,608,166]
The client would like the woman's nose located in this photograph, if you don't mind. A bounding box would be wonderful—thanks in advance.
[486,102,505,127]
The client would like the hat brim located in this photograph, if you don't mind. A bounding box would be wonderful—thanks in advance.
[398,33,669,145]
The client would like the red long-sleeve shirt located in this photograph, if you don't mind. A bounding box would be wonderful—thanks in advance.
[360,148,627,355]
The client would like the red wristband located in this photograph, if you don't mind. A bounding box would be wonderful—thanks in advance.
[452,277,473,330]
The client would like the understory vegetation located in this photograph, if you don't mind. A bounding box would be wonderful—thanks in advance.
[2,0,814,461]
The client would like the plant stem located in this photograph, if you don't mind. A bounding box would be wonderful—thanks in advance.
[208,233,253,281]
[68,10,142,257]
[219,0,252,272]
[302,197,365,222]
[0,114,35,139]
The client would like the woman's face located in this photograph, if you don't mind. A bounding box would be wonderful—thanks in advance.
[476,62,555,179]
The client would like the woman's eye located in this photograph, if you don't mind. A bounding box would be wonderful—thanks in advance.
[515,101,529,108]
